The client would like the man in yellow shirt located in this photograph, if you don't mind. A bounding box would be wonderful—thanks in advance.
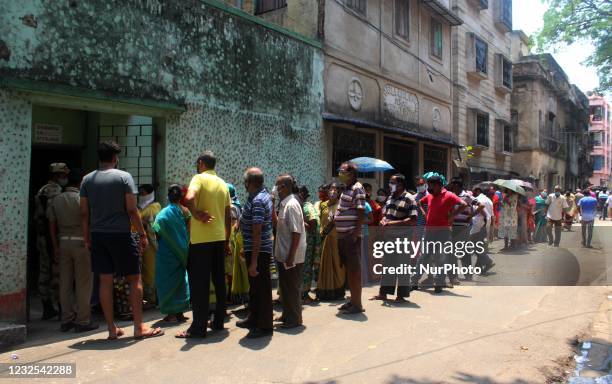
[176,151,231,339]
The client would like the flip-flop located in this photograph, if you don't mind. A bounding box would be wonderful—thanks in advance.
[174,329,206,339]
[134,327,164,340]
[338,301,352,310]
[107,328,125,340]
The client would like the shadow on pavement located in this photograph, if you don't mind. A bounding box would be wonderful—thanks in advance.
[68,337,138,351]
[381,300,421,309]
[334,312,368,322]
[238,334,272,350]
[273,325,306,335]
[178,329,231,351]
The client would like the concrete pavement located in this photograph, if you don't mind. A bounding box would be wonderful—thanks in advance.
[1,224,611,384]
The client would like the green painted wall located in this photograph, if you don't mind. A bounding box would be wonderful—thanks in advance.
[31,105,87,146]
[0,0,325,322]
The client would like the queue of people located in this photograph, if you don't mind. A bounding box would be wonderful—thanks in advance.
[35,140,605,342]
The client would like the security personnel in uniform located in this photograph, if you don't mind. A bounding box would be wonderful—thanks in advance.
[35,162,69,319]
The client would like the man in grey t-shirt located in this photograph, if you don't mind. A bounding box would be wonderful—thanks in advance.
[80,141,163,340]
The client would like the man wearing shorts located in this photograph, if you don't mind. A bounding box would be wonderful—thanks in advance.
[80,141,163,340]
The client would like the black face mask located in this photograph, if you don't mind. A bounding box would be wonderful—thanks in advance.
[427,188,434,194]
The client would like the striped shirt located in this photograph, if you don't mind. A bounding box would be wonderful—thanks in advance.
[383,191,418,221]
[240,188,274,254]
[413,191,428,227]
[334,181,366,237]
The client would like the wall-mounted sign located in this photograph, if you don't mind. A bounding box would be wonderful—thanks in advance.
[383,85,418,124]
[34,124,63,144]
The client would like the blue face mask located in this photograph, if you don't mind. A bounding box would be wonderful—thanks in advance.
[541,192,548,198]
[555,191,561,197]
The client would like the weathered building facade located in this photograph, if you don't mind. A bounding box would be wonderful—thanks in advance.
[450,0,514,183]
[0,0,324,325]
[588,94,612,188]
[510,53,591,191]
[229,0,463,190]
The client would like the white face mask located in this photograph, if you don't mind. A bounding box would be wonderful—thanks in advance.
[271,186,279,200]
[416,184,427,193]
[376,195,386,203]
[389,184,397,194]
[138,192,155,209]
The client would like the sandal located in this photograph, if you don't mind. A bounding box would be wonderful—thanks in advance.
[107,328,125,340]
[342,305,365,314]
[338,301,352,311]
[175,329,206,339]
[162,315,178,323]
[176,314,189,322]
[134,327,164,340]
[394,297,408,303]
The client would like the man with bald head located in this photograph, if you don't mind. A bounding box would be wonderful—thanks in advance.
[237,167,274,338]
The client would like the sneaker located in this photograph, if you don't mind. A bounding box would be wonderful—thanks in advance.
[74,322,99,333]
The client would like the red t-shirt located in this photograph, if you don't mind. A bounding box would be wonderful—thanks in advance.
[420,188,463,227]
[366,198,383,226]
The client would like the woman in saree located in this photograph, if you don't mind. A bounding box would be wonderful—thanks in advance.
[152,185,190,322]
[533,190,548,242]
[316,182,346,301]
[227,183,249,305]
[138,184,161,308]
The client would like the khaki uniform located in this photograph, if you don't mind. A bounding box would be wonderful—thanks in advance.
[35,181,62,303]
[47,187,92,325]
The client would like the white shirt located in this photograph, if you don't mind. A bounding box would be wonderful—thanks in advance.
[274,194,307,264]
[607,194,612,206]
[470,193,493,235]
[545,194,569,221]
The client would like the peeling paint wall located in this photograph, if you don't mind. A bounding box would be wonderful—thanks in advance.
[0,0,325,322]
[0,89,31,323]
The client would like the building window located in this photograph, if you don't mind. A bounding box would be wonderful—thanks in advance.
[475,37,488,75]
[430,18,443,59]
[332,127,375,177]
[591,131,603,146]
[346,0,366,14]
[502,0,512,28]
[395,0,409,39]
[503,124,512,152]
[476,112,489,147]
[494,0,512,31]
[502,57,512,88]
[590,106,603,121]
[423,145,448,177]
[255,0,287,14]
[593,155,604,171]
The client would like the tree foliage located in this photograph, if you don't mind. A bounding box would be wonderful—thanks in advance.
[535,0,611,93]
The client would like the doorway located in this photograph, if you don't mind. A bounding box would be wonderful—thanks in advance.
[383,138,418,191]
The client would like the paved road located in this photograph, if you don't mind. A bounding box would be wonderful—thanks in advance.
[0,223,610,384]
[471,221,612,286]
